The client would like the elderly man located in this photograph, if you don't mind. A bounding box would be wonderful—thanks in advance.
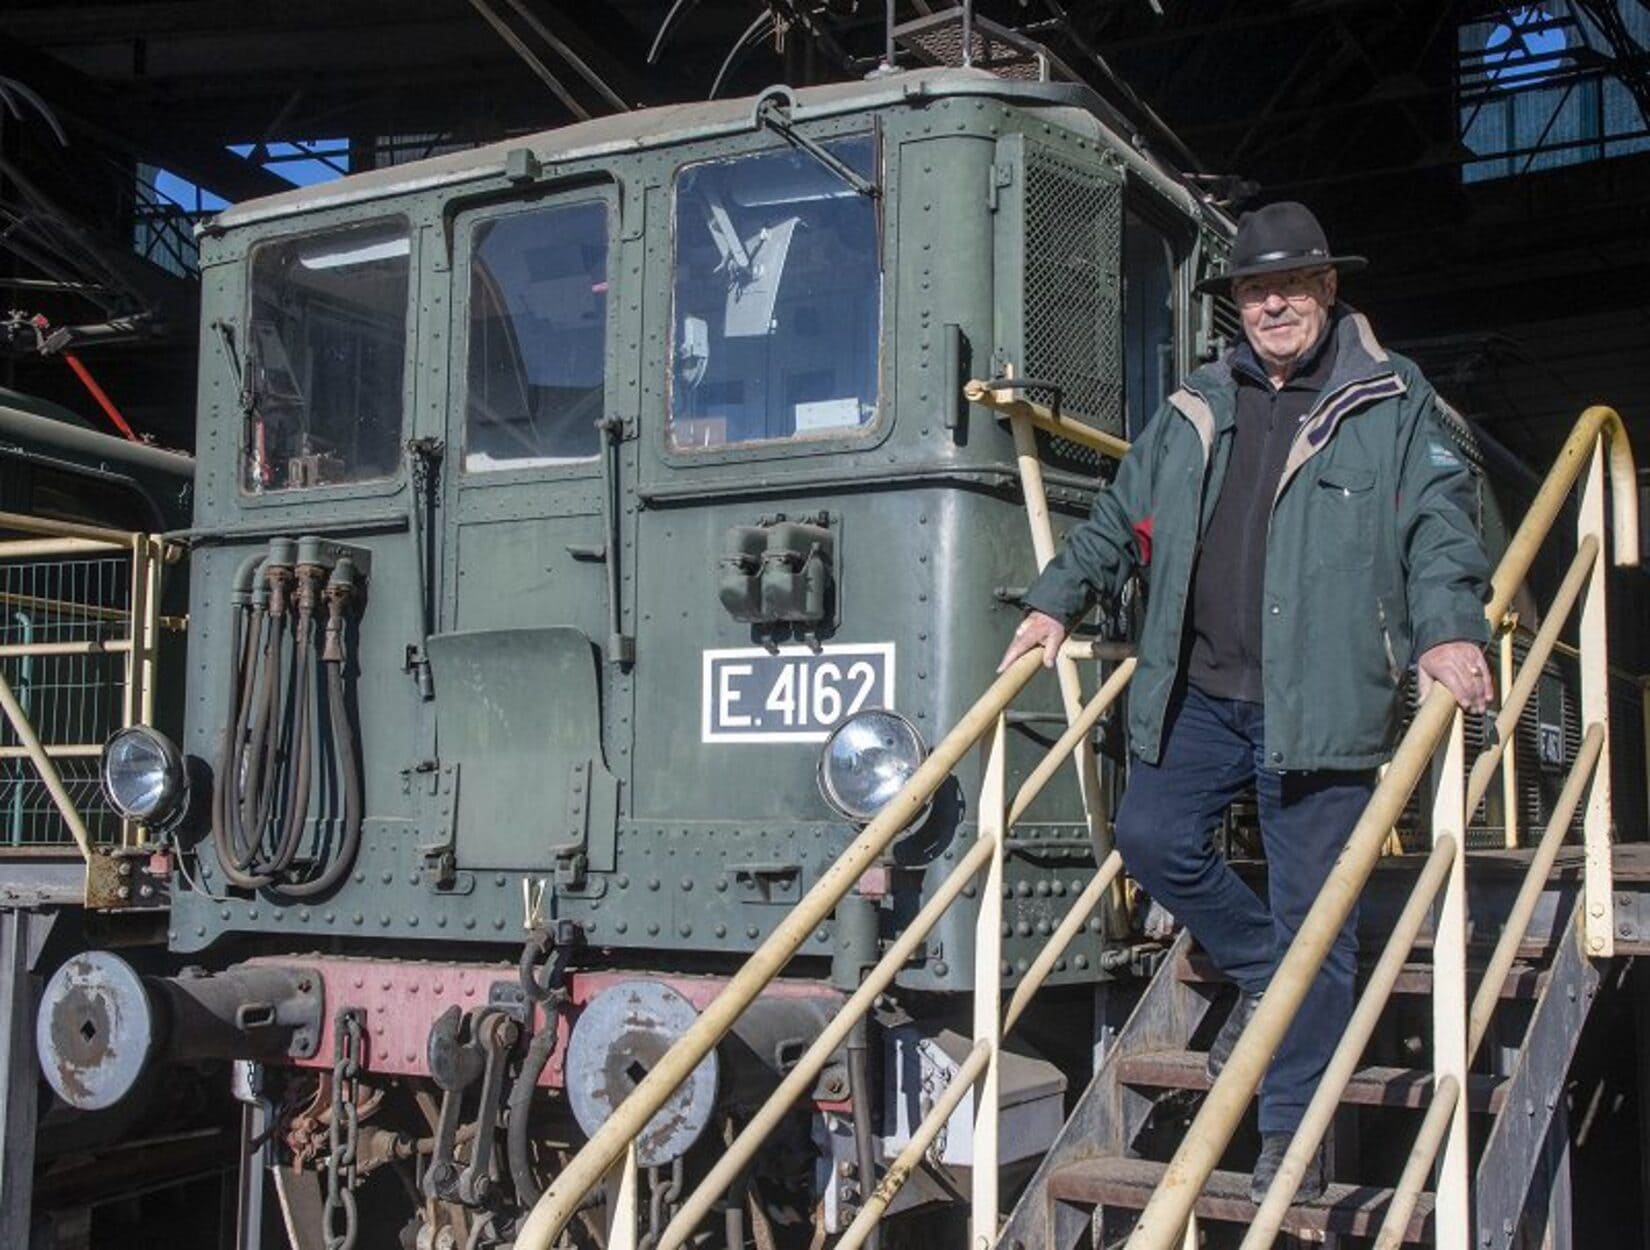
[998,201,1492,1202]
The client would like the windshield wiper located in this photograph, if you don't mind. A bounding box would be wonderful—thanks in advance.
[211,318,264,418]
[756,99,880,200]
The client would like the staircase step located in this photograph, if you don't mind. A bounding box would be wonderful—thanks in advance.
[1045,1157,1434,1242]
[1115,1049,1508,1112]
[1178,951,1546,999]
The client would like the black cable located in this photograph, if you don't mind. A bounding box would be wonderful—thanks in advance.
[265,573,317,875]
[276,630,362,897]
[240,577,287,851]
[847,1026,880,1250]
[226,608,271,871]
[507,1026,558,1207]
[211,600,274,889]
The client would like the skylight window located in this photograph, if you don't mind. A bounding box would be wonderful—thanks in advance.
[1458,2,1650,182]
[132,139,352,276]
[226,139,351,188]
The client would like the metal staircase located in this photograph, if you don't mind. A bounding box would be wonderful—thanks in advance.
[510,400,1638,1250]
[1001,855,1601,1249]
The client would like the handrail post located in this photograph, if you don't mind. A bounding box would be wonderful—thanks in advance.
[1006,408,1116,910]
[971,716,1007,1250]
[610,1143,639,1250]
[1499,627,1519,849]
[1577,440,1615,957]
[123,531,150,734]
[1430,706,1470,1245]
[142,536,163,728]
[120,532,153,847]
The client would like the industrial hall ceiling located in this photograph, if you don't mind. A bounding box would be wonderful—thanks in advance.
[0,0,1647,477]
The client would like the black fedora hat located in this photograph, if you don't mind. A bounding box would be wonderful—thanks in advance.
[1193,201,1366,297]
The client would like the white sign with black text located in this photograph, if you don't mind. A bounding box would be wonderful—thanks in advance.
[701,643,896,743]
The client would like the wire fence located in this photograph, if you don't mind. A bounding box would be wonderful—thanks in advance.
[0,555,131,847]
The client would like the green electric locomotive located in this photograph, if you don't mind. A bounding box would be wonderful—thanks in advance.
[38,55,1608,1250]
[35,63,1231,1248]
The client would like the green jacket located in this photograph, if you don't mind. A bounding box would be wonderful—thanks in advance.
[1022,310,1490,771]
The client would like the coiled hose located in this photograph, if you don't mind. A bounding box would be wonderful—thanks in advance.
[210,543,362,895]
[279,563,363,898]
[213,553,273,889]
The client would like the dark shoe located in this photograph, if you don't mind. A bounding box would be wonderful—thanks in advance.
[1204,990,1261,1081]
[1248,1131,1326,1205]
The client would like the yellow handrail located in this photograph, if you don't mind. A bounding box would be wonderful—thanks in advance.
[654,833,999,1250]
[0,523,175,862]
[1128,408,1637,1248]
[1373,1075,1462,1250]
[519,375,1139,1250]
[521,652,1135,1250]
[526,402,1635,1250]
[1466,537,1599,815]
[0,508,142,548]
[516,652,1050,1248]
[1336,724,1606,1244]
[1467,724,1604,1055]
[961,379,1132,460]
[1241,835,1458,1245]
[654,659,1135,1250]
[0,667,95,860]
[1488,407,1638,620]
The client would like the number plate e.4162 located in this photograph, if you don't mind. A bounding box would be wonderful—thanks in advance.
[701,643,895,743]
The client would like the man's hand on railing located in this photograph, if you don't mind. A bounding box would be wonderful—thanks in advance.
[997,610,1067,672]
[1417,641,1494,715]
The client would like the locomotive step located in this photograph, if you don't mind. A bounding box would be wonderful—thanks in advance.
[1177,950,1548,999]
[1044,1157,1434,1243]
[1115,1048,1508,1112]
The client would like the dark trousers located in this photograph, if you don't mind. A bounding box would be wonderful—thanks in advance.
[1113,685,1373,1134]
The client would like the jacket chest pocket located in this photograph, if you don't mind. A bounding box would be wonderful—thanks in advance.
[1314,466,1378,571]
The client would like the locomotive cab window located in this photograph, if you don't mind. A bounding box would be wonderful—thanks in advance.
[464,199,608,470]
[669,134,880,450]
[243,219,409,492]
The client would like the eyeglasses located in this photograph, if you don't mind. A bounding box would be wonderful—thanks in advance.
[1231,268,1331,308]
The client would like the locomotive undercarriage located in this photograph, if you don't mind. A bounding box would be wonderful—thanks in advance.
[39,935,1086,1250]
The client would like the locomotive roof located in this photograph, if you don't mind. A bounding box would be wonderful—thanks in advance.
[212,67,1214,231]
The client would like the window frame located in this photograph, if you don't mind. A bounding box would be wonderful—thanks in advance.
[660,128,891,468]
[451,186,619,486]
[1119,191,1194,441]
[236,213,416,503]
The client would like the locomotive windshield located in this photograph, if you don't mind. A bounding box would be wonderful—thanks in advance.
[669,134,880,449]
[243,219,409,491]
[465,198,608,470]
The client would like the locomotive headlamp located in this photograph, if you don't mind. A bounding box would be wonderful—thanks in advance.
[101,726,185,826]
[817,709,928,824]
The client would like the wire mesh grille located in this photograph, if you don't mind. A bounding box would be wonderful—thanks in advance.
[1033,427,1105,479]
[1021,146,1123,439]
[897,13,1050,80]
[0,555,131,847]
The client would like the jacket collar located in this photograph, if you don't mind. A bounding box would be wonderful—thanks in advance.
[1165,307,1407,489]
[1172,306,1400,433]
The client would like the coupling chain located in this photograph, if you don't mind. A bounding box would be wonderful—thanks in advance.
[323,1008,366,1250]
